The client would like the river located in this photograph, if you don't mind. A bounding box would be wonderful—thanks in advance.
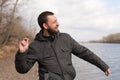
[73,43,120,80]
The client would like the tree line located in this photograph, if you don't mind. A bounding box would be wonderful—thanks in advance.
[101,33,120,43]
[89,33,120,43]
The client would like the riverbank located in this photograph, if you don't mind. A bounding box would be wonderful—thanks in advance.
[0,48,39,80]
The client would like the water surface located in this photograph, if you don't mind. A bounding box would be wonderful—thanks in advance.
[73,43,120,80]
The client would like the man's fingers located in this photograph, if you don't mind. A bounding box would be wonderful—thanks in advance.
[105,72,108,76]
[22,38,29,44]
[105,68,110,76]
[20,42,24,46]
[19,38,29,47]
[23,38,29,42]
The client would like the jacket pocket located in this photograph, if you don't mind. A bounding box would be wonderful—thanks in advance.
[61,47,72,65]
[61,47,69,52]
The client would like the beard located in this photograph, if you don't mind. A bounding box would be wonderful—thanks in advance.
[47,27,59,36]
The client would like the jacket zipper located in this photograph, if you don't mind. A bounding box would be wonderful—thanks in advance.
[50,43,65,80]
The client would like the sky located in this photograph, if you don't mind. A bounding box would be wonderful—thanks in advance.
[18,0,120,41]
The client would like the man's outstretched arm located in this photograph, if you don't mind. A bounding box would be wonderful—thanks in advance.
[69,35,110,76]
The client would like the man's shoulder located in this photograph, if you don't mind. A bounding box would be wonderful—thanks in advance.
[29,40,40,48]
[28,40,43,54]
[59,32,72,41]
[59,32,71,37]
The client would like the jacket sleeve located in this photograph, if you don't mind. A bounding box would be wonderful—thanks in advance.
[70,36,109,72]
[15,44,38,74]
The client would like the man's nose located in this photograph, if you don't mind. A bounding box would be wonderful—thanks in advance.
[56,22,59,27]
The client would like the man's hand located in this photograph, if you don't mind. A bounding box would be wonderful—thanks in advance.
[105,68,110,76]
[19,37,29,53]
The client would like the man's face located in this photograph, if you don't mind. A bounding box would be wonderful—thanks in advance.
[45,15,59,35]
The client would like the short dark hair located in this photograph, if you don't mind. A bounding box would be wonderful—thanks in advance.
[38,11,54,29]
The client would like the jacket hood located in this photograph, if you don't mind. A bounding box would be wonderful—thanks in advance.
[34,30,46,41]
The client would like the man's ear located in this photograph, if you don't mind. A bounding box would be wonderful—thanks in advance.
[43,23,48,29]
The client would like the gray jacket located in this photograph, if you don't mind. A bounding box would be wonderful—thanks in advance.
[15,30,109,80]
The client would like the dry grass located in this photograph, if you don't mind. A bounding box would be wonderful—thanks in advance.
[0,38,19,59]
[0,28,35,60]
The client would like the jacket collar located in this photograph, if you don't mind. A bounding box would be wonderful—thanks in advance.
[34,30,59,41]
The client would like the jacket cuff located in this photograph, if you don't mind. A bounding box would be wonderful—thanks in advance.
[15,50,27,61]
[100,63,109,72]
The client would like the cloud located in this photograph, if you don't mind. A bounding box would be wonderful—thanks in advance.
[18,0,120,41]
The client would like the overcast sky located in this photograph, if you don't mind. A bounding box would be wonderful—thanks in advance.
[18,0,120,41]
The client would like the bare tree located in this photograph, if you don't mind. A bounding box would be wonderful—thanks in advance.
[0,0,19,45]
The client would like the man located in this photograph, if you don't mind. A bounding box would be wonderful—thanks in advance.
[15,11,110,80]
